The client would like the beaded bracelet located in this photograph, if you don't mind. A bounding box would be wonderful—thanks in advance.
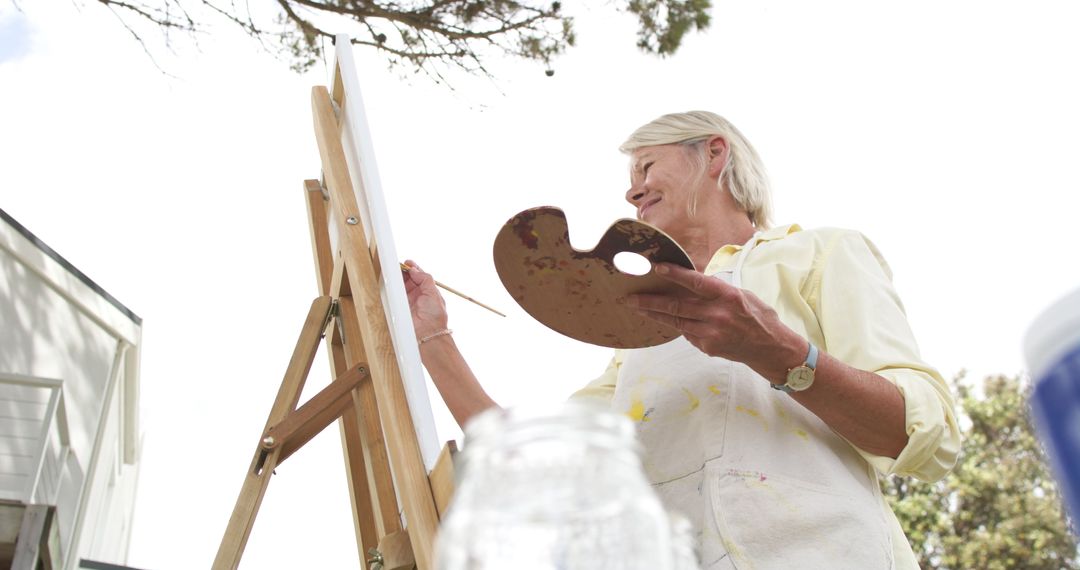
[419,329,453,345]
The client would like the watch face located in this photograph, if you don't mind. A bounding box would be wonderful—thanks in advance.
[786,366,815,391]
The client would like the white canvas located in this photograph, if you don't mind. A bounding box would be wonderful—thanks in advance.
[328,35,441,471]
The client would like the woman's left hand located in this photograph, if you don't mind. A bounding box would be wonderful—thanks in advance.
[628,263,807,384]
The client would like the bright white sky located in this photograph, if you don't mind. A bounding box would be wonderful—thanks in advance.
[3,1,1080,568]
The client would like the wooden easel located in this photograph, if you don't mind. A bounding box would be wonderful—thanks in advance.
[213,40,456,570]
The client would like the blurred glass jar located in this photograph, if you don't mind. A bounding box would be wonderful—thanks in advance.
[435,402,697,570]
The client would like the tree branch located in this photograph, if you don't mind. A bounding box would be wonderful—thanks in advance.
[87,0,701,83]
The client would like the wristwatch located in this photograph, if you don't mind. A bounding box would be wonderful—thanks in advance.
[772,342,819,393]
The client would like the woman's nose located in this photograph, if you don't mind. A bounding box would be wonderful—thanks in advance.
[626,185,645,204]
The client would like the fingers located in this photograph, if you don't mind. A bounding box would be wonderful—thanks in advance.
[402,259,436,291]
[636,266,792,368]
[401,259,422,284]
[653,263,733,299]
[635,308,713,338]
[629,293,714,320]
[401,259,446,306]
[628,266,739,339]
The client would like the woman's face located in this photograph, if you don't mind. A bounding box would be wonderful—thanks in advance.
[624,144,712,233]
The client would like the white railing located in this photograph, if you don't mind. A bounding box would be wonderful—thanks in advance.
[0,372,70,505]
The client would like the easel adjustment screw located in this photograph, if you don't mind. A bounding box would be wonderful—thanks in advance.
[262,436,276,448]
[366,548,384,570]
[346,216,359,225]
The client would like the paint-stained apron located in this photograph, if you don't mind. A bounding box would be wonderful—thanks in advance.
[611,235,894,570]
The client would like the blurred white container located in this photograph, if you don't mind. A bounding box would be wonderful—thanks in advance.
[436,402,697,570]
[1024,286,1080,521]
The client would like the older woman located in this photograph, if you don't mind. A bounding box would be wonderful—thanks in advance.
[403,111,960,569]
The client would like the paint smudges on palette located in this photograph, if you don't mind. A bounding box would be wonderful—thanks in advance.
[511,209,542,250]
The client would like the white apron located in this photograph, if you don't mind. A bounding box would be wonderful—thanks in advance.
[611,235,895,570]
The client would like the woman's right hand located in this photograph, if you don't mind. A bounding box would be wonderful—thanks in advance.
[401,261,498,427]
[401,260,450,341]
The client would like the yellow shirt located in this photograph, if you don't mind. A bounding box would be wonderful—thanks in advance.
[572,224,961,567]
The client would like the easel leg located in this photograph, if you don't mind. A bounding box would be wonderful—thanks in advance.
[313,84,441,568]
[337,295,402,537]
[339,399,379,557]
[213,296,332,570]
[312,178,403,562]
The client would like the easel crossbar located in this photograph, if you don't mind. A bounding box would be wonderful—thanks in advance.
[264,364,369,465]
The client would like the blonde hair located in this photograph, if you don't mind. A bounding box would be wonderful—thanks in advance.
[620,111,773,229]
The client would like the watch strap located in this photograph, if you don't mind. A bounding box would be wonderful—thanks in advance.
[805,342,819,370]
[772,342,818,393]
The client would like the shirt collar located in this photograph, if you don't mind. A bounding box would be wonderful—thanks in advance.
[703,224,802,274]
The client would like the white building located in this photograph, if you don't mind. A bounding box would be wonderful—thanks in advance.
[0,208,142,570]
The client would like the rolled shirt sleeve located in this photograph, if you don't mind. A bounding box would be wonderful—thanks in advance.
[812,230,961,481]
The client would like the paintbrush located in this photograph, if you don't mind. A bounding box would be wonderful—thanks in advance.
[400,263,507,318]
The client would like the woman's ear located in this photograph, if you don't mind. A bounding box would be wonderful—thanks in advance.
[706,136,729,178]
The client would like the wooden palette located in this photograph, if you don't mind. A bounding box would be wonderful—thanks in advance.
[493,206,695,348]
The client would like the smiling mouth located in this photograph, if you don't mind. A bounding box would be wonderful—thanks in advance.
[639,197,661,218]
